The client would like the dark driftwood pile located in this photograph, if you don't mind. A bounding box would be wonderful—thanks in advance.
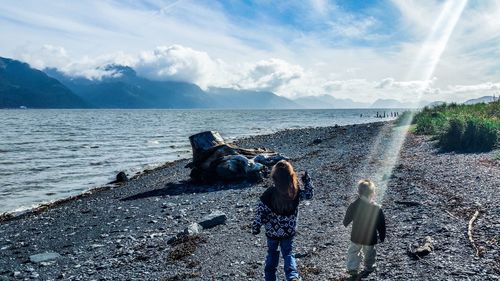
[185,131,288,182]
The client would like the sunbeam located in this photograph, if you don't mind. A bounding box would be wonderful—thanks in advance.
[364,0,469,203]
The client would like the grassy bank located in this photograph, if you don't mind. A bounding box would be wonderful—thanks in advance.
[407,101,499,152]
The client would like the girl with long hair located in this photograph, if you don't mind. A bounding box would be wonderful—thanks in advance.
[252,160,314,281]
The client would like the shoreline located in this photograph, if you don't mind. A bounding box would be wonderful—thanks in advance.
[0,121,498,280]
[0,120,391,222]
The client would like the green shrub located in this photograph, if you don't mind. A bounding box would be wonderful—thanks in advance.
[413,101,499,152]
[466,119,498,152]
[439,117,498,152]
[414,111,447,135]
[439,118,465,151]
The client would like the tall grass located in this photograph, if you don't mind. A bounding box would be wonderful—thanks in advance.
[402,100,499,152]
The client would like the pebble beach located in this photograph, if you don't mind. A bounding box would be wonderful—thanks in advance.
[0,121,498,280]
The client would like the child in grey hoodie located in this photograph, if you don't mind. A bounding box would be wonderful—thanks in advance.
[343,179,386,277]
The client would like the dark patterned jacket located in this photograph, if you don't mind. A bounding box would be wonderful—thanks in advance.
[343,197,386,245]
[252,178,313,240]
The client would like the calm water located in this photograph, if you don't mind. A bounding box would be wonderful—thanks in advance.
[0,109,395,213]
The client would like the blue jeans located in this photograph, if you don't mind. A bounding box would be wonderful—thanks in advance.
[265,237,299,281]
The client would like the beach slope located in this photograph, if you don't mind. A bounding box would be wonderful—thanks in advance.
[0,122,498,280]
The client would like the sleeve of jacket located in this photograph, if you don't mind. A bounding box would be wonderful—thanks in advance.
[298,178,314,201]
[343,203,354,227]
[252,200,270,234]
[377,208,386,242]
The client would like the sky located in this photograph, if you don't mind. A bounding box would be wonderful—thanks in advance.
[1,0,500,103]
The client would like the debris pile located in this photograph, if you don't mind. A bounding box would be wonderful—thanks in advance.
[185,131,288,182]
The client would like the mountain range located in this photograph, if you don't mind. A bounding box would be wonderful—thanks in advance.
[0,56,495,109]
[0,57,87,108]
[1,57,299,109]
[463,96,497,105]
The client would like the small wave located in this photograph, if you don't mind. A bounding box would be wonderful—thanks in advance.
[28,166,51,172]
[147,140,160,145]
[56,138,76,142]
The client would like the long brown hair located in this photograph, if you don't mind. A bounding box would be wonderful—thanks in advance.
[270,160,299,214]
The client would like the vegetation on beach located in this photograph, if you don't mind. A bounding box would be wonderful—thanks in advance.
[401,101,499,152]
[494,151,500,161]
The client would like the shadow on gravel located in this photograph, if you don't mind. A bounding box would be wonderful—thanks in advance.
[120,180,256,201]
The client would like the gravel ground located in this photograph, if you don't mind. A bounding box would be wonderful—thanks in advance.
[0,121,498,281]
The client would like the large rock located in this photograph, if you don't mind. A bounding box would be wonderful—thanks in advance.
[198,211,227,229]
[29,252,61,263]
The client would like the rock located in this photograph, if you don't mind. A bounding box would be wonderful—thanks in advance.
[394,200,422,207]
[408,236,434,259]
[312,138,322,145]
[167,235,181,245]
[183,223,202,235]
[295,252,309,258]
[198,211,227,229]
[116,172,128,183]
[108,172,128,184]
[29,252,61,263]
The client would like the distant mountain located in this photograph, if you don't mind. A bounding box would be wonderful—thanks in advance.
[208,87,299,109]
[464,96,497,105]
[0,57,87,108]
[45,65,300,109]
[293,95,369,108]
[426,101,446,108]
[370,98,406,108]
[45,66,212,108]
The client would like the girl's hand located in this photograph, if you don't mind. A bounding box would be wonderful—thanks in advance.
[301,171,311,183]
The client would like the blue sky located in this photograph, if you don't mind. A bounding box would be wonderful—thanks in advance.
[1,0,500,103]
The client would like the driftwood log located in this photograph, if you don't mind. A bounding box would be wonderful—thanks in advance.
[189,131,226,164]
[468,210,481,256]
[186,131,288,182]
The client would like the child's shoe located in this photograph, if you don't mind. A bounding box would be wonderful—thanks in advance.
[360,268,375,278]
[348,269,359,276]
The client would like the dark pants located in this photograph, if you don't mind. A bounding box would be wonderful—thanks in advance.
[265,237,299,281]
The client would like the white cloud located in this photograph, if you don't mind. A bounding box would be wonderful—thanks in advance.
[323,80,344,92]
[135,45,221,88]
[390,0,443,36]
[18,44,70,70]
[235,59,304,92]
[18,44,226,84]
[376,77,394,89]
[448,82,500,92]
[328,16,377,39]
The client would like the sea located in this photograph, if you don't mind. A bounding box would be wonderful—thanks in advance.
[0,109,398,213]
